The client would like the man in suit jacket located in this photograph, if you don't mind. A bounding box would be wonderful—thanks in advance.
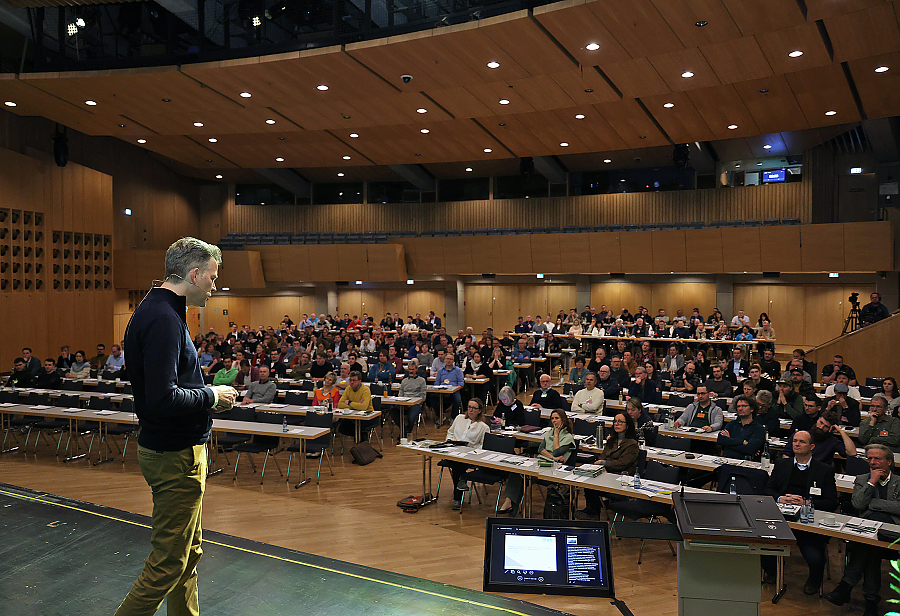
[826,444,900,616]
[428,311,441,329]
[529,373,569,411]
[763,430,838,594]
[726,347,750,381]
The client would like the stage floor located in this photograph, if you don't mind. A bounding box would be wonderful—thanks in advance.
[0,483,571,616]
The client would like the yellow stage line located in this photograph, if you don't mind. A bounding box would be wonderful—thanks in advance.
[0,487,537,616]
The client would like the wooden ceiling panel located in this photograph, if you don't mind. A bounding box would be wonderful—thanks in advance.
[498,110,594,155]
[639,91,715,143]
[546,69,622,105]
[805,0,884,21]
[720,0,806,36]
[549,108,631,153]
[824,4,900,63]
[755,23,833,75]
[587,0,685,59]
[422,158,521,180]
[732,75,808,135]
[479,11,579,75]
[684,83,761,139]
[130,135,239,169]
[478,114,561,157]
[532,3,633,66]
[650,0,743,46]
[0,75,106,135]
[647,47,721,92]
[600,58,671,98]
[420,87,495,119]
[461,81,538,115]
[784,64,861,127]
[206,130,369,168]
[700,36,776,84]
[848,51,900,120]
[593,99,670,148]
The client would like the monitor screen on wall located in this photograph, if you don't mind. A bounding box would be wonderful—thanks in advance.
[762,169,786,183]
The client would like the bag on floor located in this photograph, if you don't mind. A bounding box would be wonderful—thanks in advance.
[543,485,568,519]
[350,441,382,465]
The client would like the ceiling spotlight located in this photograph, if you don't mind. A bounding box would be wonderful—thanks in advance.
[825,110,837,116]
[763,144,772,149]
[342,115,351,119]
[275,157,284,162]
[337,172,345,177]
[85,100,97,106]
[124,208,131,215]
[759,89,769,93]
[137,139,146,144]
[317,85,329,91]
[584,88,593,93]
[251,15,262,27]
[487,61,500,69]
[727,124,738,129]
[575,114,585,119]
[266,119,276,124]
[162,98,171,103]
[465,167,473,172]
[483,148,492,153]
[67,23,78,36]
[343,155,351,160]
[118,124,125,128]
[603,159,611,163]
[663,102,674,108]
[420,128,430,134]
[875,66,889,73]
[208,138,217,143]
[4,101,16,107]
[221,287,230,291]
[788,50,803,57]
[681,71,694,78]
[585,43,600,51]
[193,122,204,127]
[560,142,569,147]
[350,133,359,138]
[757,162,763,166]
[416,108,427,114]
[499,99,510,105]
[239,92,251,98]
[216,174,223,179]
[734,164,741,168]
[695,20,708,27]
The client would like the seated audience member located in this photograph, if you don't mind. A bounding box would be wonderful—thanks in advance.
[704,364,734,397]
[821,354,857,386]
[582,413,640,517]
[462,350,491,400]
[433,353,465,417]
[213,356,239,386]
[791,348,817,380]
[734,325,754,342]
[731,309,751,327]
[673,385,722,433]
[105,344,126,375]
[625,397,653,434]
[587,347,609,373]
[233,359,258,390]
[859,394,900,448]
[346,352,366,376]
[338,371,375,441]
[758,347,781,380]
[530,373,569,410]
[661,344,684,373]
[788,365,816,397]
[241,365,276,404]
[204,351,225,376]
[199,343,214,368]
[290,351,312,376]
[755,390,782,435]
[627,366,659,404]
[430,347,447,375]
[34,358,62,389]
[726,347,749,380]
[691,349,711,380]
[510,338,531,364]
[309,352,334,382]
[882,377,900,414]
[313,372,341,408]
[729,380,759,414]
[674,360,700,393]
[499,409,575,515]
[568,356,589,388]
[746,364,775,392]
[606,318,627,337]
[790,395,823,434]
[57,345,75,372]
[824,372,861,400]
[762,430,838,594]
[790,409,855,464]
[65,351,91,380]
[622,350,638,377]
[367,350,396,384]
[825,382,860,427]
[391,360,426,440]
[859,292,890,326]
[336,362,352,388]
[825,444,900,616]
[444,398,490,510]
[571,372,604,413]
[717,395,766,460]
[494,386,526,426]
[89,344,108,371]
[609,355,629,390]
[773,377,804,420]
[7,357,33,387]
[595,365,621,402]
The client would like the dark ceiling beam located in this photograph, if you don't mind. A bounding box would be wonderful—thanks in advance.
[388,164,435,192]
[253,167,311,198]
[532,156,567,184]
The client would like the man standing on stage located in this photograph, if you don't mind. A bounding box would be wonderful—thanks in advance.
[115,237,237,616]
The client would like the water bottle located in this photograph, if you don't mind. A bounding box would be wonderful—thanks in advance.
[800,498,809,523]
[633,468,641,489]
[282,416,288,432]
[806,495,815,523]
[729,475,737,495]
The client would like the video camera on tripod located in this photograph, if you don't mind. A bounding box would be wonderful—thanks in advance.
[848,292,860,308]
[842,293,862,334]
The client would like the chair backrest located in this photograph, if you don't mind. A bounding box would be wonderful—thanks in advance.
[643,460,680,484]
[714,398,729,412]
[284,391,309,406]
[88,396,112,410]
[483,433,516,455]
[716,464,768,494]
[303,412,334,447]
[299,380,314,391]
[96,381,117,393]
[563,383,582,395]
[119,398,134,412]
[228,405,256,422]
[53,394,80,408]
[62,381,84,391]
[123,383,133,394]
[845,455,869,476]
[573,417,600,437]
[257,411,284,425]
[637,448,648,474]
[667,394,692,408]
[27,392,50,405]
[654,433,691,452]
[369,383,385,396]
[866,377,884,387]
[521,407,541,426]
[859,386,880,398]
[0,391,19,404]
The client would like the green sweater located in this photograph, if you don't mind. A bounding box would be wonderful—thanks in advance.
[213,366,239,385]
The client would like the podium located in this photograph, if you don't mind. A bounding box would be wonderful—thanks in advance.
[672,492,794,616]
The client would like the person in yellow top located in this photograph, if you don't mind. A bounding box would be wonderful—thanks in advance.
[338,370,374,442]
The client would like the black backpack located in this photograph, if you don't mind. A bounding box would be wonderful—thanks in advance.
[542,485,568,519]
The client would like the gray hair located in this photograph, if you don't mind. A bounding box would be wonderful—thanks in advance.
[865,443,894,463]
[165,237,222,279]
[756,390,773,405]
[871,393,890,408]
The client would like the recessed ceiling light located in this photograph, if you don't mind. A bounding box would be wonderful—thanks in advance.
[681,71,694,78]
[349,133,359,138]
[162,98,171,102]
[663,102,674,108]
[137,139,146,144]
[221,287,230,291]
[465,167,473,172]
[342,115,351,119]
[275,157,284,162]
[585,43,600,51]
[420,128,430,134]
[337,172,345,177]
[499,99,510,105]
[483,148,492,153]
[416,108,427,114]
[763,144,772,149]
[193,122,204,127]
[560,142,569,147]
[875,66,889,73]
[317,85,329,91]
[85,100,97,106]
[695,20,708,27]
[343,155,351,160]
[603,159,611,163]
[208,138,217,143]
[639,135,646,139]
[4,101,16,107]
[735,164,741,168]
[118,124,125,128]
[759,89,769,93]
[788,50,803,58]
[757,162,763,166]
[575,114,585,119]
[216,174,223,179]
[584,88,593,93]
[240,92,251,98]
[727,124,738,129]
[266,119,276,124]
[825,110,837,116]
[124,208,131,215]
[499,123,505,126]
[487,61,500,68]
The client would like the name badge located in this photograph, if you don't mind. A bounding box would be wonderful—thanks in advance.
[809,487,822,496]
[542,392,548,397]
[697,412,706,419]
[881,430,890,437]
[444,379,450,384]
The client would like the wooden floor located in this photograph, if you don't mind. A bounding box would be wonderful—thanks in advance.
[0,389,880,616]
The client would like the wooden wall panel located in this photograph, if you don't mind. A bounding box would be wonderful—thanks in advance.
[759,226,801,271]
[519,285,549,321]
[589,234,623,273]
[536,233,562,274]
[618,233,652,273]
[464,284,495,335]
[801,224,844,271]
[556,234,590,273]
[843,222,891,271]
[469,237,502,274]
[492,288,522,334]
[499,235,533,274]
[722,227,761,272]
[807,313,900,385]
[650,230,687,273]
[546,285,578,319]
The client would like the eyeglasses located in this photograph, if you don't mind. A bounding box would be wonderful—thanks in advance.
[613,420,626,425]
[467,405,480,411]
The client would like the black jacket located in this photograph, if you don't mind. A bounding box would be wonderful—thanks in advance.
[529,388,569,411]
[765,458,838,512]
[125,287,216,451]
[34,370,62,389]
[726,359,750,380]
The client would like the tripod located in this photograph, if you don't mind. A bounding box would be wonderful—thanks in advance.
[841,303,861,335]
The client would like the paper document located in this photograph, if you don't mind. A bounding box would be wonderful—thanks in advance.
[93,410,118,415]
[30,405,53,410]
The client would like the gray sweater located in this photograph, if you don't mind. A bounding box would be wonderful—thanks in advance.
[245,379,277,403]
[398,375,427,399]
